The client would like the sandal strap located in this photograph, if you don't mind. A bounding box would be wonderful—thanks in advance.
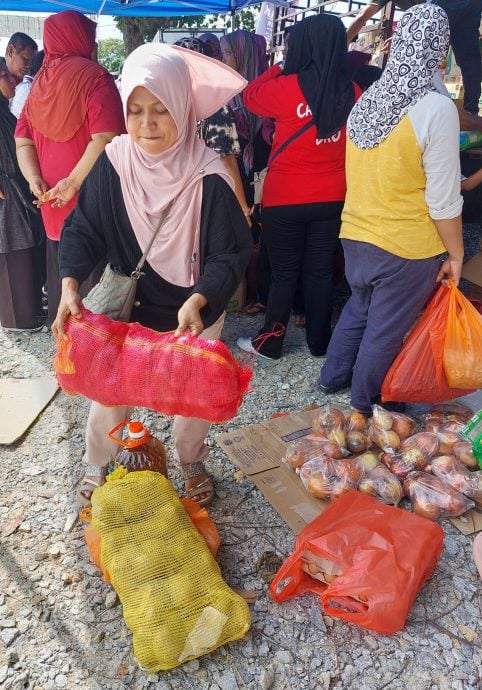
[81,478,104,489]
[84,464,107,478]
[181,461,206,480]
[186,477,214,499]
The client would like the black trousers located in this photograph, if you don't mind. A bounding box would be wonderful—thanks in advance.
[0,246,44,329]
[255,201,343,359]
[438,0,482,114]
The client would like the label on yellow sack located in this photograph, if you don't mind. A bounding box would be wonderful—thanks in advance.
[178,606,228,663]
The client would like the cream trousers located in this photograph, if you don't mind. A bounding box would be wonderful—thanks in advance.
[83,313,225,469]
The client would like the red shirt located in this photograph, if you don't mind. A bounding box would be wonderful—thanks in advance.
[16,72,125,241]
[244,65,361,207]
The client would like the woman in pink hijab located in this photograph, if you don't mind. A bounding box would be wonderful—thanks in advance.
[52,43,252,508]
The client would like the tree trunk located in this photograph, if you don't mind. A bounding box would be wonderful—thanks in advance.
[122,18,145,56]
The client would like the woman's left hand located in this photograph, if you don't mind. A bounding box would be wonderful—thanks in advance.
[47,178,79,208]
[175,293,207,337]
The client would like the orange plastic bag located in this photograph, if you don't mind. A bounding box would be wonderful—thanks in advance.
[82,498,221,582]
[181,498,221,557]
[381,285,474,403]
[443,282,482,389]
[270,491,443,634]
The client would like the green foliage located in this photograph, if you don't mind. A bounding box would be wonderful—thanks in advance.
[97,38,125,74]
[235,7,260,32]
[115,16,206,54]
[114,10,260,55]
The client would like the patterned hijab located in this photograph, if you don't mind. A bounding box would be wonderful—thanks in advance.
[220,30,267,174]
[348,4,450,150]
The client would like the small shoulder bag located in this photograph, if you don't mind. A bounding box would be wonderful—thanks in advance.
[252,119,315,205]
[83,200,174,322]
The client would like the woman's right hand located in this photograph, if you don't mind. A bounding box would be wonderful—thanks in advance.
[29,176,49,203]
[436,256,463,287]
[52,278,82,339]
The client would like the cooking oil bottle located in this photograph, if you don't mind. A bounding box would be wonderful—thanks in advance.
[109,420,167,476]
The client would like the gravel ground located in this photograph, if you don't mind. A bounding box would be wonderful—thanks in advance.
[0,225,481,690]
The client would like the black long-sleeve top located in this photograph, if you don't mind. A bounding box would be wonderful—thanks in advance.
[59,153,253,331]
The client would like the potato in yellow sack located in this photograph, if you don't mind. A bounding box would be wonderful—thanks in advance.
[91,470,250,671]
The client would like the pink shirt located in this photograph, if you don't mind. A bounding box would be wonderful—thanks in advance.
[16,71,125,240]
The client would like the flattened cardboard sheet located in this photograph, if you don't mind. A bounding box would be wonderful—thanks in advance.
[462,252,482,288]
[216,409,327,534]
[450,510,482,535]
[0,377,59,444]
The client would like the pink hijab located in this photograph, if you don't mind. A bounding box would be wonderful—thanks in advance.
[106,43,247,287]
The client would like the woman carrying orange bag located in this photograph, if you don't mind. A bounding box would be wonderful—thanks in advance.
[320,5,464,414]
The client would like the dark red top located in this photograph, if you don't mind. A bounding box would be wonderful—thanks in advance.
[244,65,361,207]
[16,72,125,240]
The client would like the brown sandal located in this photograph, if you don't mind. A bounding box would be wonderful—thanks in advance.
[182,461,215,507]
[186,476,215,508]
[243,302,266,315]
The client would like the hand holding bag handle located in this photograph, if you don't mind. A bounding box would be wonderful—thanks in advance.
[83,199,175,322]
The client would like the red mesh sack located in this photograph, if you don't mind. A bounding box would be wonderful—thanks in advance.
[381,285,474,403]
[270,491,443,634]
[54,308,252,423]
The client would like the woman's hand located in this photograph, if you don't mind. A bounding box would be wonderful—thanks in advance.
[436,256,463,287]
[29,175,49,203]
[381,37,393,56]
[46,178,79,209]
[52,278,82,339]
[175,293,207,337]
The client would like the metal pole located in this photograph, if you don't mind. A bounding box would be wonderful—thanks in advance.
[97,0,108,15]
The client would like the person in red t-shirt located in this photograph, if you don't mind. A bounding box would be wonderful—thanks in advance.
[237,14,360,360]
[15,10,125,325]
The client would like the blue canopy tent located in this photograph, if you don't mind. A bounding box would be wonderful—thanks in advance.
[0,0,270,16]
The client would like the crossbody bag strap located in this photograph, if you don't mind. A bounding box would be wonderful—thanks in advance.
[131,198,175,279]
[267,119,315,168]
[0,170,39,216]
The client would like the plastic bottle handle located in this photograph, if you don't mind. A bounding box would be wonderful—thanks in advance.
[108,420,132,446]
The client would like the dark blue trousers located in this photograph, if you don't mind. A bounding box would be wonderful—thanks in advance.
[320,240,441,412]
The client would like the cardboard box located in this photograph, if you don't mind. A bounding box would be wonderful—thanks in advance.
[216,408,482,535]
[462,251,482,289]
[216,409,327,534]
[225,277,246,313]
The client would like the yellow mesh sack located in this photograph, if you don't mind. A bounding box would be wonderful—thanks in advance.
[91,471,250,671]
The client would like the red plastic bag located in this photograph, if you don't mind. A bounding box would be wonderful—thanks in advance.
[54,308,252,423]
[381,285,474,403]
[83,497,221,582]
[269,491,443,634]
[443,282,482,389]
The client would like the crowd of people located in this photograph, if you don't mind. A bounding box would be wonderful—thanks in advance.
[0,4,480,505]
